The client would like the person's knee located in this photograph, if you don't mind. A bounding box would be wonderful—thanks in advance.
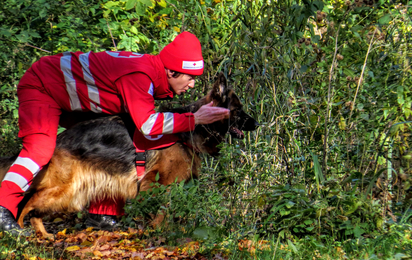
[20,133,57,166]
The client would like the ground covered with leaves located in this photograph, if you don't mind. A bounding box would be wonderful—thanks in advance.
[1,209,412,260]
[1,218,272,259]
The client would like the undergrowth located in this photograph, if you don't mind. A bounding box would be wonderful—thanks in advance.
[1,0,412,259]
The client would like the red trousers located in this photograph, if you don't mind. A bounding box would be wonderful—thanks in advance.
[0,67,126,217]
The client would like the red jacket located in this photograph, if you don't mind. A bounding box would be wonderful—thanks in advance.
[30,51,195,136]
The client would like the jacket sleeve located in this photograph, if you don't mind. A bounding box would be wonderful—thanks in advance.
[116,72,195,136]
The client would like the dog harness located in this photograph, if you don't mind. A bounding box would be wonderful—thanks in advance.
[133,130,180,180]
[0,51,196,217]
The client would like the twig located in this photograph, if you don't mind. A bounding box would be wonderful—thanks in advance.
[181,12,185,32]
[322,26,340,172]
[106,20,117,51]
[164,0,182,14]
[348,29,376,125]
[25,43,51,53]
[140,25,161,52]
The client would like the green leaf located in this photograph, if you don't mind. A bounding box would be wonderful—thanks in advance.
[135,2,146,15]
[103,9,111,17]
[309,150,324,194]
[192,226,217,240]
[158,0,167,7]
[104,1,118,8]
[16,32,29,43]
[39,9,47,18]
[138,0,153,7]
[397,85,405,105]
[155,172,160,181]
[125,0,136,10]
[286,201,295,208]
[344,68,356,78]
[304,219,313,225]
[130,26,138,35]
[394,253,407,260]
[379,14,391,25]
[353,225,364,238]
[28,31,40,38]
[287,239,298,254]
[158,8,172,15]
[305,226,315,231]
[280,209,290,216]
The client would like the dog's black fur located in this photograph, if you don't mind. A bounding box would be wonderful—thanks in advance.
[0,72,258,237]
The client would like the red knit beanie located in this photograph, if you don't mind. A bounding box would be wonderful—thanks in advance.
[160,32,204,76]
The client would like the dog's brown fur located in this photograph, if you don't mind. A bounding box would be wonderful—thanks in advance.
[0,73,258,237]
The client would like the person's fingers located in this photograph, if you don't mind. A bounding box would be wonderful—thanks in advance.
[194,103,230,124]
[209,107,229,120]
[210,106,229,113]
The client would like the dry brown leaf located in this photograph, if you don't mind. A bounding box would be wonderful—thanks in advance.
[95,235,110,245]
[165,250,175,256]
[93,250,103,257]
[75,232,88,243]
[99,244,111,251]
[238,239,271,255]
[100,250,111,256]
[81,240,93,246]
[56,228,67,239]
[131,251,146,259]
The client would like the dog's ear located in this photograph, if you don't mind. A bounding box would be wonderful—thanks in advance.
[211,72,228,103]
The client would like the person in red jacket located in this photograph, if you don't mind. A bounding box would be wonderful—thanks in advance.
[0,32,229,235]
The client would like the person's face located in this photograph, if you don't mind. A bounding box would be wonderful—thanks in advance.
[166,69,197,95]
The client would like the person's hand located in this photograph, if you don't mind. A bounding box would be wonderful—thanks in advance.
[194,102,229,125]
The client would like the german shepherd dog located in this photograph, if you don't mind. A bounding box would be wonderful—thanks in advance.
[0,73,258,237]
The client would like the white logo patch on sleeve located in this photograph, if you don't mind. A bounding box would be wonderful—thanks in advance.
[182,60,204,70]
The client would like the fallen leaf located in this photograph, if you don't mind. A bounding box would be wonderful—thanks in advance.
[99,244,111,251]
[128,227,139,234]
[145,251,156,259]
[156,236,166,246]
[57,228,67,237]
[66,245,80,252]
[75,232,88,243]
[165,250,175,256]
[85,227,94,232]
[100,250,111,256]
[93,250,103,256]
[53,217,64,223]
[79,247,93,254]
[131,251,146,259]
[94,235,109,246]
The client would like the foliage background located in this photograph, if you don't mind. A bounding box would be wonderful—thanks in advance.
[1,0,412,258]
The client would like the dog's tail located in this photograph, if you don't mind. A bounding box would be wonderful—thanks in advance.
[0,155,18,182]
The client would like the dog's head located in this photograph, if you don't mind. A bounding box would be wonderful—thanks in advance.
[206,72,259,139]
[170,73,259,155]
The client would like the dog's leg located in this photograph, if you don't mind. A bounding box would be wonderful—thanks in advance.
[17,193,56,237]
[139,144,201,228]
[18,204,52,238]
[30,215,52,238]
[138,174,166,228]
[17,205,33,228]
